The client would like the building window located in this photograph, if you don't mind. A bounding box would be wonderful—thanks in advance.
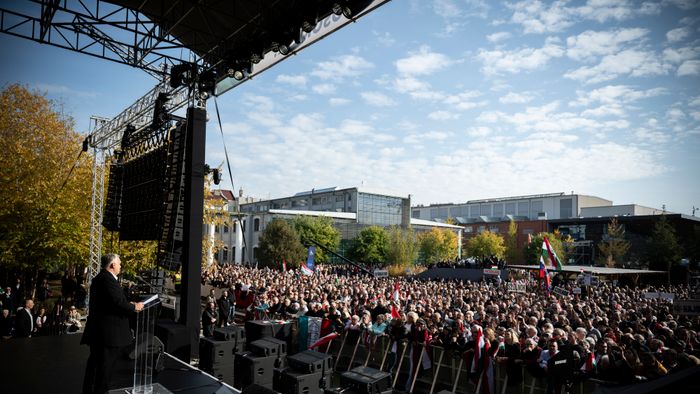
[222,247,228,262]
[492,203,504,218]
[253,247,259,261]
[214,225,219,233]
[560,198,573,218]
[505,203,516,215]
[254,218,260,232]
[464,226,473,233]
[489,226,500,233]
[223,224,229,233]
[412,210,421,218]
[477,225,486,233]
[231,247,236,262]
[531,200,543,218]
[517,202,529,217]
[480,204,490,216]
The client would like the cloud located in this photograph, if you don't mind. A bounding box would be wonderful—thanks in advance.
[467,126,492,137]
[666,27,692,42]
[275,74,307,86]
[311,55,374,81]
[570,85,666,107]
[329,98,351,106]
[566,28,649,62]
[312,83,336,95]
[395,46,453,76]
[372,31,395,47]
[33,83,98,99]
[564,49,671,84]
[428,110,460,120]
[663,46,700,64]
[635,128,671,144]
[678,60,700,76]
[486,31,511,43]
[499,91,535,104]
[393,77,445,100]
[477,38,564,75]
[443,90,487,110]
[361,91,398,107]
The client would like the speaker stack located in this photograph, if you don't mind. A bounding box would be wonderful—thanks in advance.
[234,337,287,390]
[339,366,392,394]
[199,333,242,385]
[245,320,293,350]
[273,349,334,394]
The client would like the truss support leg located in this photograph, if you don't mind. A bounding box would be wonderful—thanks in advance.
[88,146,106,286]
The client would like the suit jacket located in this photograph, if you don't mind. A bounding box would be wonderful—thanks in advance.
[14,308,33,337]
[81,270,135,348]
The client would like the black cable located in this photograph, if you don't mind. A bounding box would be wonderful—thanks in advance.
[49,145,86,207]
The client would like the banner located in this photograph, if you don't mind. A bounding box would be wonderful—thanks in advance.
[552,286,570,297]
[306,246,316,270]
[673,300,700,316]
[507,283,527,293]
[483,269,501,277]
[644,292,675,302]
[297,316,323,352]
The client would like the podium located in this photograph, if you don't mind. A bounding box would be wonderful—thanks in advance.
[131,295,170,394]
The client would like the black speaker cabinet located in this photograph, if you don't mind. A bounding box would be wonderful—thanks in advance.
[234,351,280,389]
[200,337,237,370]
[241,383,278,394]
[154,320,190,362]
[204,363,235,386]
[245,320,293,347]
[214,324,246,344]
[339,366,391,394]
[250,337,288,357]
[273,367,328,394]
[287,350,333,374]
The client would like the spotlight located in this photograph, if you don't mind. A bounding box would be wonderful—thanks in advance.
[226,59,251,81]
[332,3,344,15]
[301,20,316,33]
[227,68,245,81]
[250,52,262,64]
[338,0,373,19]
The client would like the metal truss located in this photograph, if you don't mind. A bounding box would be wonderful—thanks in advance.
[87,116,108,285]
[0,0,201,78]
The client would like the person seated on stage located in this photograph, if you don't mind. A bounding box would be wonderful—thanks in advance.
[65,306,83,333]
[1,309,13,339]
[202,301,218,337]
[35,307,48,336]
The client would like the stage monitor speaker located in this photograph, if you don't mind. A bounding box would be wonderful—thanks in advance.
[273,367,327,394]
[241,383,277,394]
[250,337,287,358]
[234,351,280,389]
[287,350,333,374]
[339,366,391,394]
[155,320,190,362]
[200,337,237,370]
[214,324,246,344]
[245,320,293,348]
[204,363,234,386]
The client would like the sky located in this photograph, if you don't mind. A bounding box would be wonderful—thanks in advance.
[1,0,699,215]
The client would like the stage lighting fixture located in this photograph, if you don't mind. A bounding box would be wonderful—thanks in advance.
[338,0,373,19]
[226,58,251,81]
[213,169,221,185]
[250,52,262,64]
[198,69,218,94]
[169,63,196,89]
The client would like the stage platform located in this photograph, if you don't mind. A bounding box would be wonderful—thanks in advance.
[0,334,238,394]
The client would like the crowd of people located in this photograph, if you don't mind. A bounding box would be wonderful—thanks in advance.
[202,263,699,392]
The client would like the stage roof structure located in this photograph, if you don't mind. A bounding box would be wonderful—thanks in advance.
[508,265,666,276]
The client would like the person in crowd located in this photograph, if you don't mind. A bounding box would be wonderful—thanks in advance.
[217,290,232,327]
[202,301,218,337]
[14,298,35,338]
[35,307,48,336]
[65,305,83,333]
[1,308,13,339]
[82,254,144,394]
[1,286,15,315]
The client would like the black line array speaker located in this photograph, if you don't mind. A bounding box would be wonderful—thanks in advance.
[339,366,391,394]
[234,351,282,390]
[250,337,288,358]
[287,350,334,374]
[273,367,328,394]
[154,320,190,362]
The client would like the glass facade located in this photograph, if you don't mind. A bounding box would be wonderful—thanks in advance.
[357,192,403,226]
[560,198,573,218]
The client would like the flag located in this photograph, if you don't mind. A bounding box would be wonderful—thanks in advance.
[481,340,495,394]
[306,246,316,270]
[539,254,551,294]
[392,282,400,303]
[543,237,562,270]
[471,326,485,373]
[581,351,596,373]
[527,233,532,244]
[390,304,400,319]
[309,332,339,349]
[282,259,287,272]
[301,264,314,276]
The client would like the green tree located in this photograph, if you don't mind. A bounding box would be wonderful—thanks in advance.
[257,219,305,269]
[504,220,520,264]
[523,232,568,266]
[645,215,682,275]
[292,215,340,264]
[465,231,506,260]
[0,84,92,287]
[597,218,630,267]
[418,227,458,263]
[385,225,418,267]
[349,226,388,266]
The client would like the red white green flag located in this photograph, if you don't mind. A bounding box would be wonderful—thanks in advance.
[542,237,562,271]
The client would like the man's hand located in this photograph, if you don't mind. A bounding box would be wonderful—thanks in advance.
[133,302,145,312]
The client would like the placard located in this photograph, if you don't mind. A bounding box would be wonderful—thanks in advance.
[643,292,675,302]
[507,283,527,293]
[673,300,700,316]
[483,269,501,276]
[552,286,570,297]
[573,287,581,295]
[373,269,388,278]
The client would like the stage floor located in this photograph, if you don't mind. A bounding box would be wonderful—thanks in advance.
[0,334,238,394]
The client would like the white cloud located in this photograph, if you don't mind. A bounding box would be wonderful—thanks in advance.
[361,91,398,107]
[666,27,692,43]
[428,110,460,120]
[486,31,511,43]
[424,130,452,140]
[380,147,405,157]
[467,126,492,137]
[477,38,564,75]
[311,55,374,81]
[564,49,671,84]
[275,74,307,86]
[395,46,453,76]
[689,96,700,107]
[663,46,700,64]
[570,85,666,107]
[329,98,351,106]
[499,91,535,104]
[566,28,649,62]
[678,60,700,76]
[393,77,445,100]
[338,119,374,136]
[664,0,700,11]
[635,128,670,144]
[34,83,98,99]
[372,31,395,46]
[312,83,336,95]
[443,90,487,110]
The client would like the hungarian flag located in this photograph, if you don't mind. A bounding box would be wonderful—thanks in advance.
[481,340,496,394]
[471,326,485,373]
[282,259,287,272]
[390,304,400,319]
[542,237,562,270]
[392,282,400,302]
[539,254,551,294]
[309,332,339,349]
[581,351,596,373]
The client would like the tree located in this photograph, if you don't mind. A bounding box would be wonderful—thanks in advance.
[465,231,506,260]
[645,215,682,275]
[349,226,388,266]
[202,177,232,268]
[418,227,458,264]
[292,215,340,264]
[0,84,92,287]
[504,219,520,264]
[257,219,305,269]
[597,218,630,267]
[385,226,418,267]
[523,232,568,266]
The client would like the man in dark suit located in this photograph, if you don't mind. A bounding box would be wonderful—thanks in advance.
[82,254,144,394]
[14,298,34,337]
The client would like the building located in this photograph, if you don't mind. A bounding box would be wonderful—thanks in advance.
[412,192,612,223]
[207,187,462,266]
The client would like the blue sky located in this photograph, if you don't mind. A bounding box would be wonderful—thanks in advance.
[1,0,699,214]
